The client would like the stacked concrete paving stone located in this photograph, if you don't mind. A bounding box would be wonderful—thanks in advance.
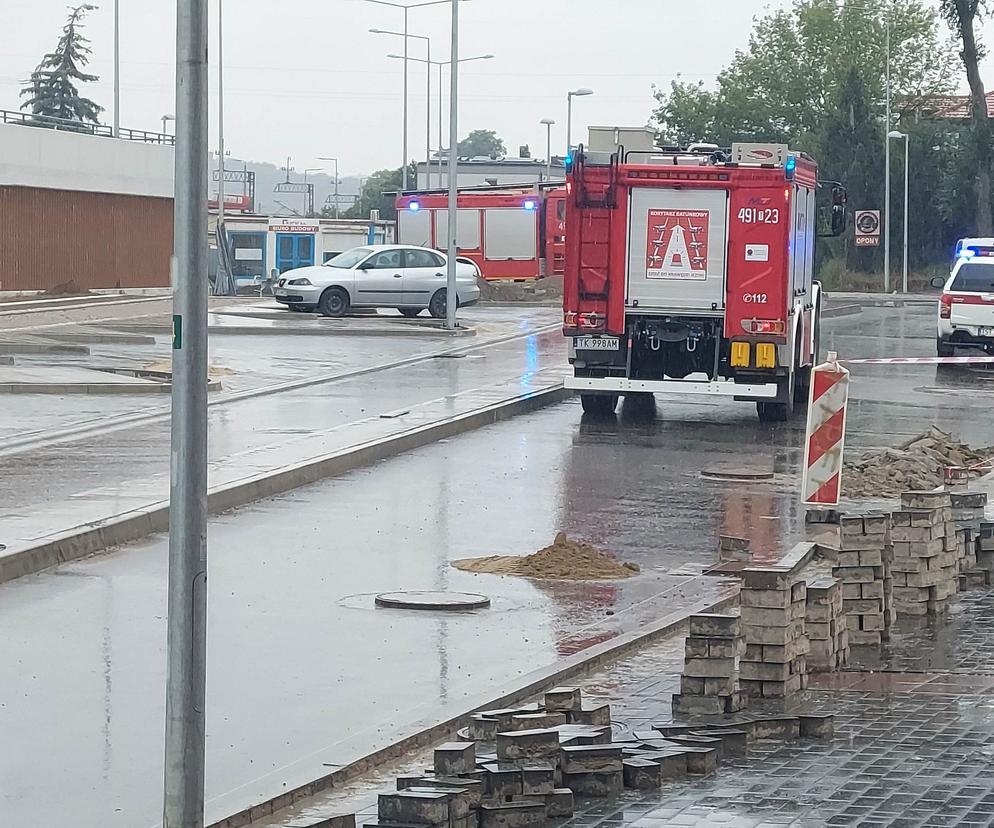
[738,568,809,699]
[352,688,836,828]
[835,513,893,645]
[804,577,850,671]
[979,521,994,584]
[890,491,960,616]
[671,613,747,715]
[949,491,988,588]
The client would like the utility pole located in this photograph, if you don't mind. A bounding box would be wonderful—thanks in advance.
[217,0,228,294]
[445,0,458,330]
[883,8,891,293]
[113,0,120,137]
[162,0,209,824]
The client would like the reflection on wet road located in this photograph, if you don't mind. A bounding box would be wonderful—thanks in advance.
[4,301,994,827]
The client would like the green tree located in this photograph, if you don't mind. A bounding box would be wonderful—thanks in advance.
[457,129,505,158]
[652,0,958,148]
[20,4,103,124]
[343,164,416,221]
[819,67,883,271]
[940,0,992,234]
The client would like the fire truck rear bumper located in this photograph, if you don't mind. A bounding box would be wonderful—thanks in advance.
[565,376,779,398]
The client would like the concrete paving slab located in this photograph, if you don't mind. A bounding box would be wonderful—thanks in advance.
[0,363,166,393]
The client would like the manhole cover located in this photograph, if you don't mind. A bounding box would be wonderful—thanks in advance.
[374,590,491,611]
[700,467,775,481]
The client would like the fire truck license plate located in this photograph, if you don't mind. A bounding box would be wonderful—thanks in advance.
[575,337,619,350]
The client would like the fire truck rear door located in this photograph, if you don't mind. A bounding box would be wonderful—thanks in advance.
[627,188,728,311]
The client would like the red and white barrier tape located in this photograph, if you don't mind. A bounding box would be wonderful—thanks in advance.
[844,356,994,365]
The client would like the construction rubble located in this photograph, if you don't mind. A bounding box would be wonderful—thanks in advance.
[844,427,993,498]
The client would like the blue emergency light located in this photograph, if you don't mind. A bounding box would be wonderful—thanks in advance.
[409,200,421,211]
[785,156,796,180]
[523,199,537,210]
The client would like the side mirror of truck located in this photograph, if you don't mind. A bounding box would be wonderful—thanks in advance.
[930,275,947,290]
[829,185,847,237]
[817,183,848,238]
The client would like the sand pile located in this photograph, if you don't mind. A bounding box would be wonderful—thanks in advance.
[453,532,639,581]
[844,427,993,497]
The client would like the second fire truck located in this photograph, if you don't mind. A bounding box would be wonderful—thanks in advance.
[563,142,846,422]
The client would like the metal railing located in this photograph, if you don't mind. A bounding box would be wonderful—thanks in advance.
[0,109,175,145]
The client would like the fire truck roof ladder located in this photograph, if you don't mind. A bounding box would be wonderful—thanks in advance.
[574,145,618,210]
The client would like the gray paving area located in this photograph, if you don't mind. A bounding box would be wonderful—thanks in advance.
[4,301,994,827]
[273,587,994,828]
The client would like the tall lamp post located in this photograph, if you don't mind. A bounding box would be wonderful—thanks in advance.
[540,118,555,180]
[883,3,892,292]
[566,87,593,152]
[363,0,457,190]
[445,0,459,331]
[113,0,120,137]
[387,52,494,188]
[888,130,910,294]
[162,0,209,822]
[372,28,431,190]
[317,156,341,218]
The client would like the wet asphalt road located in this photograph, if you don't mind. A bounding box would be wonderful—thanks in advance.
[3,301,994,827]
[0,307,561,545]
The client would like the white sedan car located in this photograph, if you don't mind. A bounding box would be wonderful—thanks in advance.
[934,239,994,356]
[273,244,481,318]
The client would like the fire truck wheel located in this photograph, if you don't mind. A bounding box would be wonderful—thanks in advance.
[757,374,795,422]
[429,290,457,319]
[581,394,618,416]
[318,287,350,318]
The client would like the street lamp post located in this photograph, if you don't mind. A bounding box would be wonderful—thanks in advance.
[317,156,341,218]
[388,52,494,189]
[540,118,555,180]
[162,0,209,822]
[888,130,910,294]
[113,0,120,137]
[566,87,593,152]
[445,0,459,330]
[884,5,892,293]
[372,29,431,189]
[364,0,456,190]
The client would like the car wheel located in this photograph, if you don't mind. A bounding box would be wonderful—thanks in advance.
[429,289,456,319]
[318,287,350,318]
[400,308,423,318]
[937,338,954,357]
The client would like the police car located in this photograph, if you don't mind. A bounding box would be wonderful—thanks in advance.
[933,238,994,356]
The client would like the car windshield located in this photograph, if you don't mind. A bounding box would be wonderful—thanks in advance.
[951,261,994,292]
[325,247,372,269]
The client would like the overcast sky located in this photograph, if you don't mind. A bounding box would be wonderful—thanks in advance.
[3,0,992,177]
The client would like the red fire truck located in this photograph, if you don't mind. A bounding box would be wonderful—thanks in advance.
[563,142,846,422]
[395,185,566,280]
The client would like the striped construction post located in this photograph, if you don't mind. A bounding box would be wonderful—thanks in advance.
[802,351,850,507]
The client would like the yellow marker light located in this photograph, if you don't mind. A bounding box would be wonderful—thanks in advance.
[730,342,750,367]
[756,343,777,368]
